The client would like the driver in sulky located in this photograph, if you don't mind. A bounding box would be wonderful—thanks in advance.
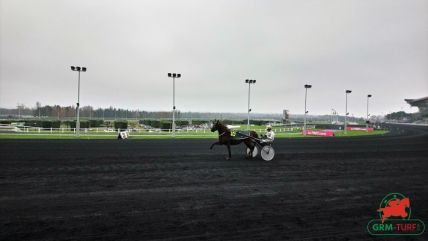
[262,125,275,144]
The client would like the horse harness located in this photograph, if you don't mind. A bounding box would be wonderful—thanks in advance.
[218,130,238,137]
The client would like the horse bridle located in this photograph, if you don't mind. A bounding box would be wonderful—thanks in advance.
[215,122,230,137]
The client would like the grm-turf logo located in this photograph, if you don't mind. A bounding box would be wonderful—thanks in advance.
[367,192,425,236]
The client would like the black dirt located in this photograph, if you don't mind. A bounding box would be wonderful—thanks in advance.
[1,124,427,240]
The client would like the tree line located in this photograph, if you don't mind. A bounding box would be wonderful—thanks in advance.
[0,102,284,120]
[0,102,180,120]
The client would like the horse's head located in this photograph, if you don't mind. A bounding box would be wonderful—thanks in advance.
[211,119,220,132]
[400,197,410,208]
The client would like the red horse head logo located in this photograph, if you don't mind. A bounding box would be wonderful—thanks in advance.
[377,197,410,223]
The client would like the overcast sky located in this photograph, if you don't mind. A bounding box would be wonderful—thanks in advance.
[1,0,427,117]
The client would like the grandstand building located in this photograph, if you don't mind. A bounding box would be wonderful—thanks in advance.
[405,96,428,118]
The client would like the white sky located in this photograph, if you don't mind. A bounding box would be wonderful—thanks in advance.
[1,0,427,116]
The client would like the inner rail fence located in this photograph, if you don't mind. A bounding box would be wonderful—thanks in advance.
[0,125,310,136]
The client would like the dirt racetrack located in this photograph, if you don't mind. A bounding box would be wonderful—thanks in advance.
[1,124,427,240]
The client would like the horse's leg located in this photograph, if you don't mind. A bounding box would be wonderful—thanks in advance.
[210,141,220,150]
[243,140,250,158]
[244,139,255,158]
[226,141,231,160]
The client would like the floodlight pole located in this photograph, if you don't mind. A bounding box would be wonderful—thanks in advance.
[71,66,86,136]
[168,73,181,137]
[245,79,256,130]
[247,82,251,129]
[76,70,81,135]
[345,90,352,134]
[366,94,372,131]
[303,84,312,135]
[173,76,175,136]
[77,70,81,135]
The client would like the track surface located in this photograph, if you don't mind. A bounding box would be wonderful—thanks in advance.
[1,124,427,240]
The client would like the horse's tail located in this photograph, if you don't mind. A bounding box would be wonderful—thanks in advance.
[250,131,259,139]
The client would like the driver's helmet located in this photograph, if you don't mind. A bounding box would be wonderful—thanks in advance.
[266,125,272,131]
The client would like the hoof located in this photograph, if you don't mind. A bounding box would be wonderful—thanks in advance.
[225,157,231,160]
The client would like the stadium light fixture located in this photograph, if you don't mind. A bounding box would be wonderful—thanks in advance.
[168,73,181,137]
[344,90,352,134]
[303,84,312,135]
[245,79,256,130]
[70,65,87,136]
[366,94,372,131]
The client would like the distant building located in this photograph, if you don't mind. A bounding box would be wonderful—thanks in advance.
[282,109,290,123]
[405,97,428,118]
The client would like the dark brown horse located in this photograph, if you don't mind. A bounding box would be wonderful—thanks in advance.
[210,120,259,160]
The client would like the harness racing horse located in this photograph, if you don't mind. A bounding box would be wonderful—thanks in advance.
[210,120,259,160]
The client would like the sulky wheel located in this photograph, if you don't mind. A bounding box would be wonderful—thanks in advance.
[261,145,275,161]
[246,146,258,158]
